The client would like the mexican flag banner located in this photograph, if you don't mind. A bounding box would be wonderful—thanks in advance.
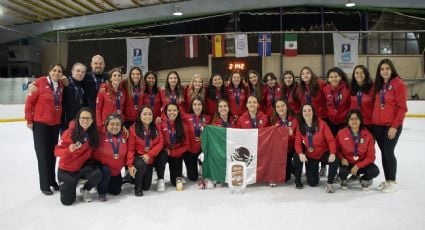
[201,126,288,185]
[284,33,298,56]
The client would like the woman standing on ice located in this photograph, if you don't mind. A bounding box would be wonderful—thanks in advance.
[372,59,407,193]
[25,64,65,195]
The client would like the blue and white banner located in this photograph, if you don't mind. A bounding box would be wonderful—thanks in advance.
[333,33,359,73]
[235,34,249,57]
[126,38,149,75]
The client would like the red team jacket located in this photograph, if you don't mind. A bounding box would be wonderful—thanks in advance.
[262,84,283,117]
[299,79,328,119]
[25,76,64,126]
[96,84,126,127]
[122,81,144,122]
[236,111,269,128]
[183,113,211,153]
[211,116,237,128]
[372,76,407,128]
[350,85,375,125]
[160,120,190,158]
[323,82,351,125]
[93,129,129,176]
[127,123,164,165]
[160,88,186,115]
[54,127,94,172]
[283,85,302,115]
[295,119,336,160]
[226,85,248,117]
[143,85,162,120]
[183,86,207,112]
[273,115,299,152]
[336,127,376,169]
[205,88,223,116]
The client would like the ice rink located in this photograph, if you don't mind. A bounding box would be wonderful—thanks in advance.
[1,118,425,230]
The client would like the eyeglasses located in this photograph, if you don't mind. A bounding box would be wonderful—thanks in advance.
[79,117,93,121]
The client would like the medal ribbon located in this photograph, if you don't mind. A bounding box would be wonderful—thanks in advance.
[305,87,311,104]
[306,126,314,151]
[332,89,342,109]
[115,91,121,112]
[250,113,258,128]
[356,90,362,110]
[69,77,84,104]
[269,87,276,106]
[192,114,202,138]
[234,87,240,107]
[133,87,140,109]
[144,127,150,149]
[169,90,177,104]
[380,83,389,107]
[350,129,361,158]
[92,72,100,91]
[148,88,155,107]
[166,120,176,147]
[48,77,61,109]
[108,132,121,158]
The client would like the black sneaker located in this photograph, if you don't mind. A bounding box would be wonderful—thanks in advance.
[295,182,304,189]
[51,182,59,191]
[122,171,134,185]
[99,194,107,202]
[42,189,53,195]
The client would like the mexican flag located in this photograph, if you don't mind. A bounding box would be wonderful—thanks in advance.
[201,126,288,184]
[284,33,298,56]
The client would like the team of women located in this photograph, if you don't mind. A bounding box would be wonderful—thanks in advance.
[24,55,407,205]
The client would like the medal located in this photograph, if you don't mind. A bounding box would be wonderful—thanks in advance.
[75,142,81,148]
[353,156,359,161]
[288,121,292,127]
[388,85,393,91]
[55,106,60,110]
[113,154,119,160]
[380,104,385,109]
[308,147,314,152]
[195,137,200,141]
[117,109,121,114]
[122,138,126,144]
[144,147,150,152]
[360,138,364,144]
[134,105,138,110]
[259,120,263,125]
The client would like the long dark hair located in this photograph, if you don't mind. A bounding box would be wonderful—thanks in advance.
[247,69,263,102]
[212,98,233,124]
[144,71,159,95]
[72,107,99,148]
[326,67,349,88]
[299,66,320,97]
[374,59,400,93]
[350,65,373,96]
[230,70,243,89]
[188,96,206,115]
[298,103,319,136]
[165,71,184,100]
[164,103,185,143]
[126,67,143,98]
[270,99,294,124]
[135,106,158,140]
[207,73,226,100]
[346,109,364,130]
[281,70,299,101]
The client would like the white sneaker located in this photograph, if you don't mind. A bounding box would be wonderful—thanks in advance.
[325,183,335,193]
[157,179,165,192]
[376,181,389,191]
[80,187,92,202]
[269,183,277,187]
[360,179,373,191]
[382,181,397,193]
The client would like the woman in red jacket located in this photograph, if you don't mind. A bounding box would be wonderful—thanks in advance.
[294,104,338,192]
[262,72,282,118]
[211,99,237,128]
[372,59,407,193]
[226,70,248,119]
[205,73,226,116]
[143,71,162,124]
[270,99,298,182]
[96,68,126,128]
[336,109,379,191]
[350,65,375,134]
[160,71,186,115]
[25,63,65,195]
[299,67,327,120]
[93,113,129,201]
[323,67,351,136]
[281,70,301,115]
[161,103,190,187]
[236,96,268,128]
[183,97,211,182]
[184,74,206,112]
[54,107,102,205]
[122,67,144,129]
[247,70,263,111]
[128,106,167,195]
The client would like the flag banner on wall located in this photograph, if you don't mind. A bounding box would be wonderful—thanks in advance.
[184,36,198,58]
[333,32,359,73]
[258,33,272,57]
[235,34,249,57]
[201,126,288,184]
[212,35,225,57]
[284,33,298,56]
[126,38,149,75]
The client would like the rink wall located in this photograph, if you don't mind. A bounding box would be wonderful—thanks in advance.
[1,101,424,122]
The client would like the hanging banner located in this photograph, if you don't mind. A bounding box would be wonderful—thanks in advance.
[235,34,249,57]
[333,33,359,73]
[126,38,149,75]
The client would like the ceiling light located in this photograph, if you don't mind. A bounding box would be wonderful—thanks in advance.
[173,5,183,16]
[345,0,356,7]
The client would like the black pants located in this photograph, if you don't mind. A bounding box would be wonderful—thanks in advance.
[33,121,60,191]
[286,151,295,181]
[134,150,168,190]
[123,120,135,130]
[168,156,183,187]
[374,125,402,181]
[57,164,102,206]
[97,165,122,195]
[364,125,375,136]
[183,151,201,181]
[339,163,380,181]
[327,121,345,137]
[293,152,339,186]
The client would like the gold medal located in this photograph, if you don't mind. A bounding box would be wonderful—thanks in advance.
[113,154,119,160]
[117,110,121,114]
[55,106,60,110]
[308,147,314,152]
[134,105,138,110]
[380,104,385,109]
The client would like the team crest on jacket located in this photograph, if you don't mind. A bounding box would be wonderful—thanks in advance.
[360,138,364,144]
[231,147,253,166]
